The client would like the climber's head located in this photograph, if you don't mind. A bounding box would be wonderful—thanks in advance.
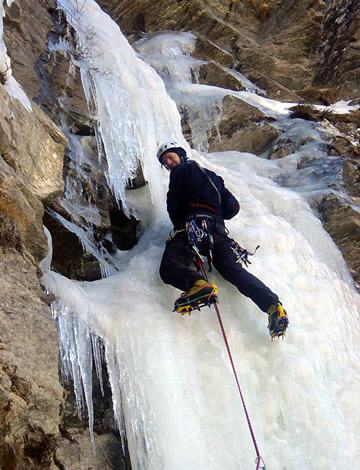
[157,141,187,170]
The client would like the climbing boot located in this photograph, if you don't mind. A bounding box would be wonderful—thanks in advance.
[267,302,289,339]
[174,279,218,315]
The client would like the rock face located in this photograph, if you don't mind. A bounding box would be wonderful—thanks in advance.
[0,83,66,260]
[313,0,360,99]
[0,78,66,467]
[0,251,63,469]
[207,95,279,155]
[0,86,66,198]
[97,0,360,99]
[0,0,360,469]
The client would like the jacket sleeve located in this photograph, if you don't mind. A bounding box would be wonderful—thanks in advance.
[166,164,188,227]
[220,180,240,220]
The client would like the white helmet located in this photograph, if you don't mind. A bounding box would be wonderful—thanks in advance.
[157,141,187,164]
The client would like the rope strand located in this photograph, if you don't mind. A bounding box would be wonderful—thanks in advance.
[199,263,266,470]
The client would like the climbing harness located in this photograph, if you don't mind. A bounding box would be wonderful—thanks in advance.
[186,227,267,470]
[188,201,220,215]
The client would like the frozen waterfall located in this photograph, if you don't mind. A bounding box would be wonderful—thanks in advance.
[43,1,360,469]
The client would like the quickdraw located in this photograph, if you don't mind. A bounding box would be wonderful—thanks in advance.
[230,240,260,267]
[166,228,186,243]
[186,220,260,271]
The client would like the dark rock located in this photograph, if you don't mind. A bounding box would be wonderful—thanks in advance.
[312,0,360,99]
[208,95,279,154]
[296,86,339,106]
[57,348,130,470]
[0,251,63,470]
[318,193,360,289]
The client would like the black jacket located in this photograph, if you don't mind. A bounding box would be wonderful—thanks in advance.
[167,160,240,228]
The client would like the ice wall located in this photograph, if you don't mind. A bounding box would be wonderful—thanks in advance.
[43,2,360,469]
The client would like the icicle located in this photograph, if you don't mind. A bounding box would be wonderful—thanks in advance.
[92,334,104,397]
[104,341,126,450]
[44,271,97,453]
[51,300,85,417]
[57,0,183,217]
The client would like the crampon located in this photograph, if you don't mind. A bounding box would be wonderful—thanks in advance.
[174,285,218,314]
[268,303,289,340]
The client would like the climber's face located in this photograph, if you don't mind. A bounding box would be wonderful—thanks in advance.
[161,152,181,170]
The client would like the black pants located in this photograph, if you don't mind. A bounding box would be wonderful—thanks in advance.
[159,218,279,313]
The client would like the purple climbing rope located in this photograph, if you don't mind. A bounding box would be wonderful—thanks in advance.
[199,264,266,470]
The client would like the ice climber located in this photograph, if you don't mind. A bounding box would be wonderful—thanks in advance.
[157,141,289,339]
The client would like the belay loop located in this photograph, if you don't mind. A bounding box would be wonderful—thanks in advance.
[186,219,214,271]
